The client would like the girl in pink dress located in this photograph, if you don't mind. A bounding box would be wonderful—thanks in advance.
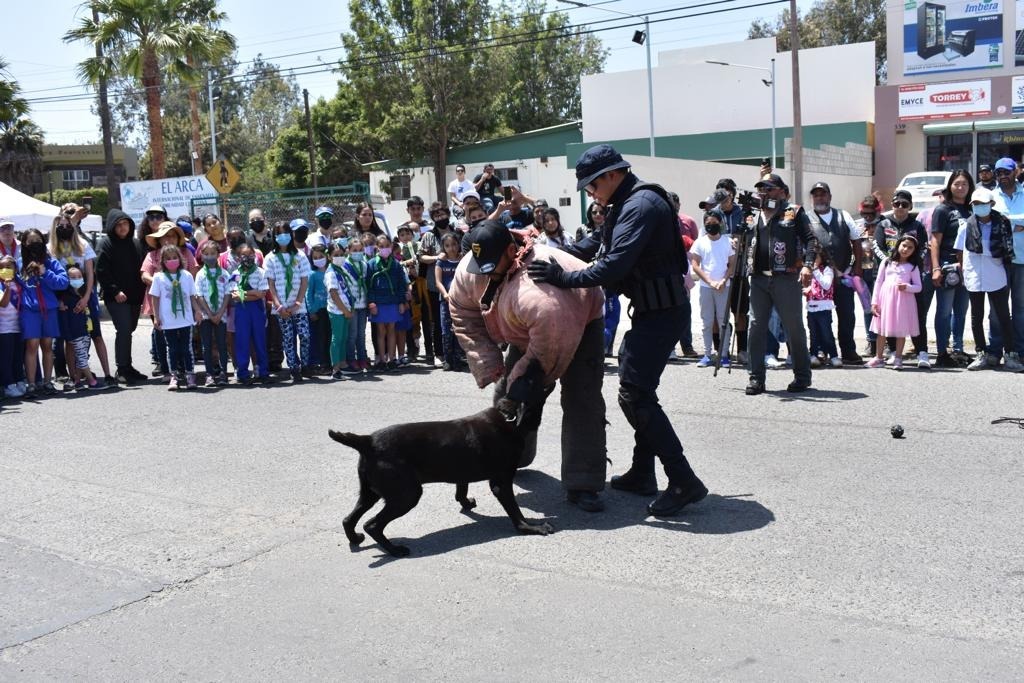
[867,235,923,370]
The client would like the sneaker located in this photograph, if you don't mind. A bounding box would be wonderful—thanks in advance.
[893,358,903,371]
[424,354,435,366]
[1004,352,1024,372]
[16,380,28,393]
[442,361,452,371]
[151,366,167,377]
[810,356,822,368]
[62,379,77,392]
[23,383,37,397]
[720,357,731,368]
[331,370,345,380]
[647,480,709,516]
[204,375,217,387]
[696,355,712,368]
[216,373,229,386]
[667,349,680,361]
[765,355,784,369]
[167,375,178,391]
[967,354,988,371]
[104,375,117,386]
[566,490,605,512]
[830,357,843,368]
[745,378,766,395]
[340,366,361,376]
[951,350,972,365]
[917,352,931,369]
[301,366,317,378]
[88,379,113,391]
[786,379,812,392]
[387,359,399,371]
[681,346,700,359]
[399,355,410,367]
[291,370,305,382]
[74,379,88,391]
[866,357,885,368]
[186,373,198,390]
[609,469,658,496]
[935,353,957,368]
[841,353,864,365]
[42,381,58,395]
[987,354,1002,368]
[4,383,25,399]
[115,369,132,384]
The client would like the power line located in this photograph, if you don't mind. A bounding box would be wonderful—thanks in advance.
[23,0,786,106]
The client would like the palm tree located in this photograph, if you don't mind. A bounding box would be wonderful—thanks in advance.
[0,58,44,193]
[65,0,235,179]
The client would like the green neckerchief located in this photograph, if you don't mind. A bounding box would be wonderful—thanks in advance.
[345,258,366,300]
[203,265,222,310]
[275,251,295,300]
[237,263,256,301]
[371,255,397,297]
[165,269,185,318]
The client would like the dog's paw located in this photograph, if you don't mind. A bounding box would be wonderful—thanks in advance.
[458,496,477,511]
[517,521,555,536]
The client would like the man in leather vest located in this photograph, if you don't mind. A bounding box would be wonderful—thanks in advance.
[527,144,707,517]
[745,173,819,395]
[807,181,865,365]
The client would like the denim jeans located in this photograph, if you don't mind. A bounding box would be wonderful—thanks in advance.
[678,288,693,350]
[199,319,229,376]
[162,326,193,376]
[807,309,838,358]
[933,283,969,355]
[345,308,369,363]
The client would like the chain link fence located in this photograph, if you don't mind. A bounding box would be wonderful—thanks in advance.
[190,183,373,231]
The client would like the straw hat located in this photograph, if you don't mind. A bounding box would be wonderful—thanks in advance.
[145,221,186,249]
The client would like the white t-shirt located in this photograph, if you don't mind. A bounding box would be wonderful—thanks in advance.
[324,266,353,315]
[53,241,97,271]
[307,231,333,249]
[448,179,475,202]
[150,271,197,330]
[0,281,20,334]
[233,266,269,297]
[263,251,311,314]
[194,266,237,317]
[690,235,734,287]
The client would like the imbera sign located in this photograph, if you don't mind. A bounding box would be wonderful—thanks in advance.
[898,80,991,121]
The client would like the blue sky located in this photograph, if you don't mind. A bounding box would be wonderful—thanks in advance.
[6,0,803,145]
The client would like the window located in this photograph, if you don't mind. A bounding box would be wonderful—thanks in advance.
[495,167,518,182]
[389,174,411,201]
[62,170,91,190]
[925,134,972,171]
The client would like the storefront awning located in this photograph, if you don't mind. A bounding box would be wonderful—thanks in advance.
[923,119,1024,134]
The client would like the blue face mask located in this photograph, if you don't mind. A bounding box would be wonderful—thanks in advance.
[972,204,992,218]
[275,233,292,247]
[69,278,85,290]
[338,237,350,248]
[349,252,365,262]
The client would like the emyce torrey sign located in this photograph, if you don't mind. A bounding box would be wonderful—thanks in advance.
[898,79,992,120]
[903,0,1004,76]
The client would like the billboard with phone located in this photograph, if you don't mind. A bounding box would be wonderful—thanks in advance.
[903,0,1004,76]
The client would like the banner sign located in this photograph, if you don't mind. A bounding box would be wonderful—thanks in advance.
[119,175,218,222]
[903,0,1004,76]
[1016,0,1024,65]
[898,79,992,120]
[1013,75,1024,113]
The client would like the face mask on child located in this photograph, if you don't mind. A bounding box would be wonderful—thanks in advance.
[240,255,256,268]
[338,237,350,248]
[275,234,292,247]
[69,278,85,289]
[164,259,181,272]
[349,251,365,262]
[0,268,14,281]
[312,257,327,268]
[972,204,992,218]
[364,245,376,256]
[332,256,346,267]
[378,247,392,259]
[203,255,219,267]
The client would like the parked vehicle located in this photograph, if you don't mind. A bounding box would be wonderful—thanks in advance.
[896,171,952,212]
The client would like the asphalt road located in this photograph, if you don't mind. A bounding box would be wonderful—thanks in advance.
[2,316,1023,680]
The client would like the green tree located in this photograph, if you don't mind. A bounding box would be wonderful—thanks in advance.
[490,0,607,133]
[341,0,501,201]
[65,0,237,179]
[0,58,44,194]
[748,0,887,82]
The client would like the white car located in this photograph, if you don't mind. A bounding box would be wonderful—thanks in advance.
[896,171,951,212]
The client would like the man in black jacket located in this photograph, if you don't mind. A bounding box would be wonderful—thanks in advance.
[95,209,147,384]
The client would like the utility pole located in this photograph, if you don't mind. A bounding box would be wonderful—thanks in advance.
[207,69,218,165]
[93,7,117,207]
[303,88,318,199]
[789,0,803,200]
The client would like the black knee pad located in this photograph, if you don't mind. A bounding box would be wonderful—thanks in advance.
[618,384,652,431]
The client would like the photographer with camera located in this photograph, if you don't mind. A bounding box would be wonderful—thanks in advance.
[744,173,819,395]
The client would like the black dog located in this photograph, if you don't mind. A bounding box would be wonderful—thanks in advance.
[329,397,553,557]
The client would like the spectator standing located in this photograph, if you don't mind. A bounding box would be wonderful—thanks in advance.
[990,157,1024,361]
[929,170,973,367]
[246,208,275,257]
[689,209,735,367]
[96,210,146,384]
[868,235,923,370]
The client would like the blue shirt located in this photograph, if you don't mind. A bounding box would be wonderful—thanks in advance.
[992,181,1024,265]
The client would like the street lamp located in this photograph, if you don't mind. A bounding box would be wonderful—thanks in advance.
[560,0,656,157]
[705,58,776,166]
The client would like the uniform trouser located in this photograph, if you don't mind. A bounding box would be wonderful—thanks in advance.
[328,312,350,365]
[492,318,607,492]
[987,263,1024,356]
[618,305,701,487]
[749,273,811,384]
[199,319,228,376]
[969,287,1014,355]
[699,285,730,356]
[106,302,140,371]
[427,290,444,358]
[308,310,331,367]
[677,289,693,350]
[234,301,268,380]
[833,278,857,357]
[266,301,283,368]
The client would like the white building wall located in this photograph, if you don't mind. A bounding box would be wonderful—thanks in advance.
[581,40,876,142]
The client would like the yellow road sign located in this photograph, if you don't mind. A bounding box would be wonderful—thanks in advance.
[207,157,240,194]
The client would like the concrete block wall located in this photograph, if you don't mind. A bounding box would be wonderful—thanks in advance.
[784,140,874,178]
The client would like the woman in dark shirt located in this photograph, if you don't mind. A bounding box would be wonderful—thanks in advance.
[928,170,973,367]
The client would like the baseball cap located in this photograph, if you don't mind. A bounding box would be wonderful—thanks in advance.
[289,218,309,231]
[978,164,993,173]
[314,206,334,218]
[461,190,481,203]
[755,173,786,190]
[466,220,513,275]
[175,215,194,235]
[145,204,167,218]
[810,181,831,194]
[533,199,549,209]
[575,144,631,191]
[892,189,914,204]
[0,218,13,231]
[994,157,1016,172]
[971,188,995,204]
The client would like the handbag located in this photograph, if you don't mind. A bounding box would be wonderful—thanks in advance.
[940,263,961,289]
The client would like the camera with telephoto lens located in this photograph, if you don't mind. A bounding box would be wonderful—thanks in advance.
[735,189,761,216]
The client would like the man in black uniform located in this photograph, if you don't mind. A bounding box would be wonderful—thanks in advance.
[528,144,707,516]
[745,173,819,395]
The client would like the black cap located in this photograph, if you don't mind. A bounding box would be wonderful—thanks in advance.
[575,144,631,191]
[892,189,914,204]
[466,220,513,275]
[698,188,731,210]
[979,164,993,173]
[810,181,831,194]
[755,173,786,190]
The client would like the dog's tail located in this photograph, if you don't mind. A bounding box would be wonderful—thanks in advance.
[328,429,373,454]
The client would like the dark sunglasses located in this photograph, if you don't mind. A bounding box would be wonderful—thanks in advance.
[892,201,911,209]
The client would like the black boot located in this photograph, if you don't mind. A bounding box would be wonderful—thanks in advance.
[647,478,708,516]
[610,468,658,495]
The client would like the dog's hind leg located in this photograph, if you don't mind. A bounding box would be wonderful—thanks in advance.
[455,482,477,511]
[343,477,380,547]
[489,475,554,536]
[364,486,422,557]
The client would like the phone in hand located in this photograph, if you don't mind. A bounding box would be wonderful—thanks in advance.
[82,195,92,212]
[503,186,513,202]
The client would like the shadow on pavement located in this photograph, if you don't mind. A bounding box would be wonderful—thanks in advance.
[364,470,774,566]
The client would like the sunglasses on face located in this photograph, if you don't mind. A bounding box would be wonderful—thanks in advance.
[146,214,163,220]
[860,213,877,220]
[892,201,911,209]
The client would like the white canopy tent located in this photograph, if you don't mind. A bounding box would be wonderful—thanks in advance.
[0,181,103,233]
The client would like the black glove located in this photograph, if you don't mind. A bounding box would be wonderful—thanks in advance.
[526,258,569,287]
[506,359,545,404]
